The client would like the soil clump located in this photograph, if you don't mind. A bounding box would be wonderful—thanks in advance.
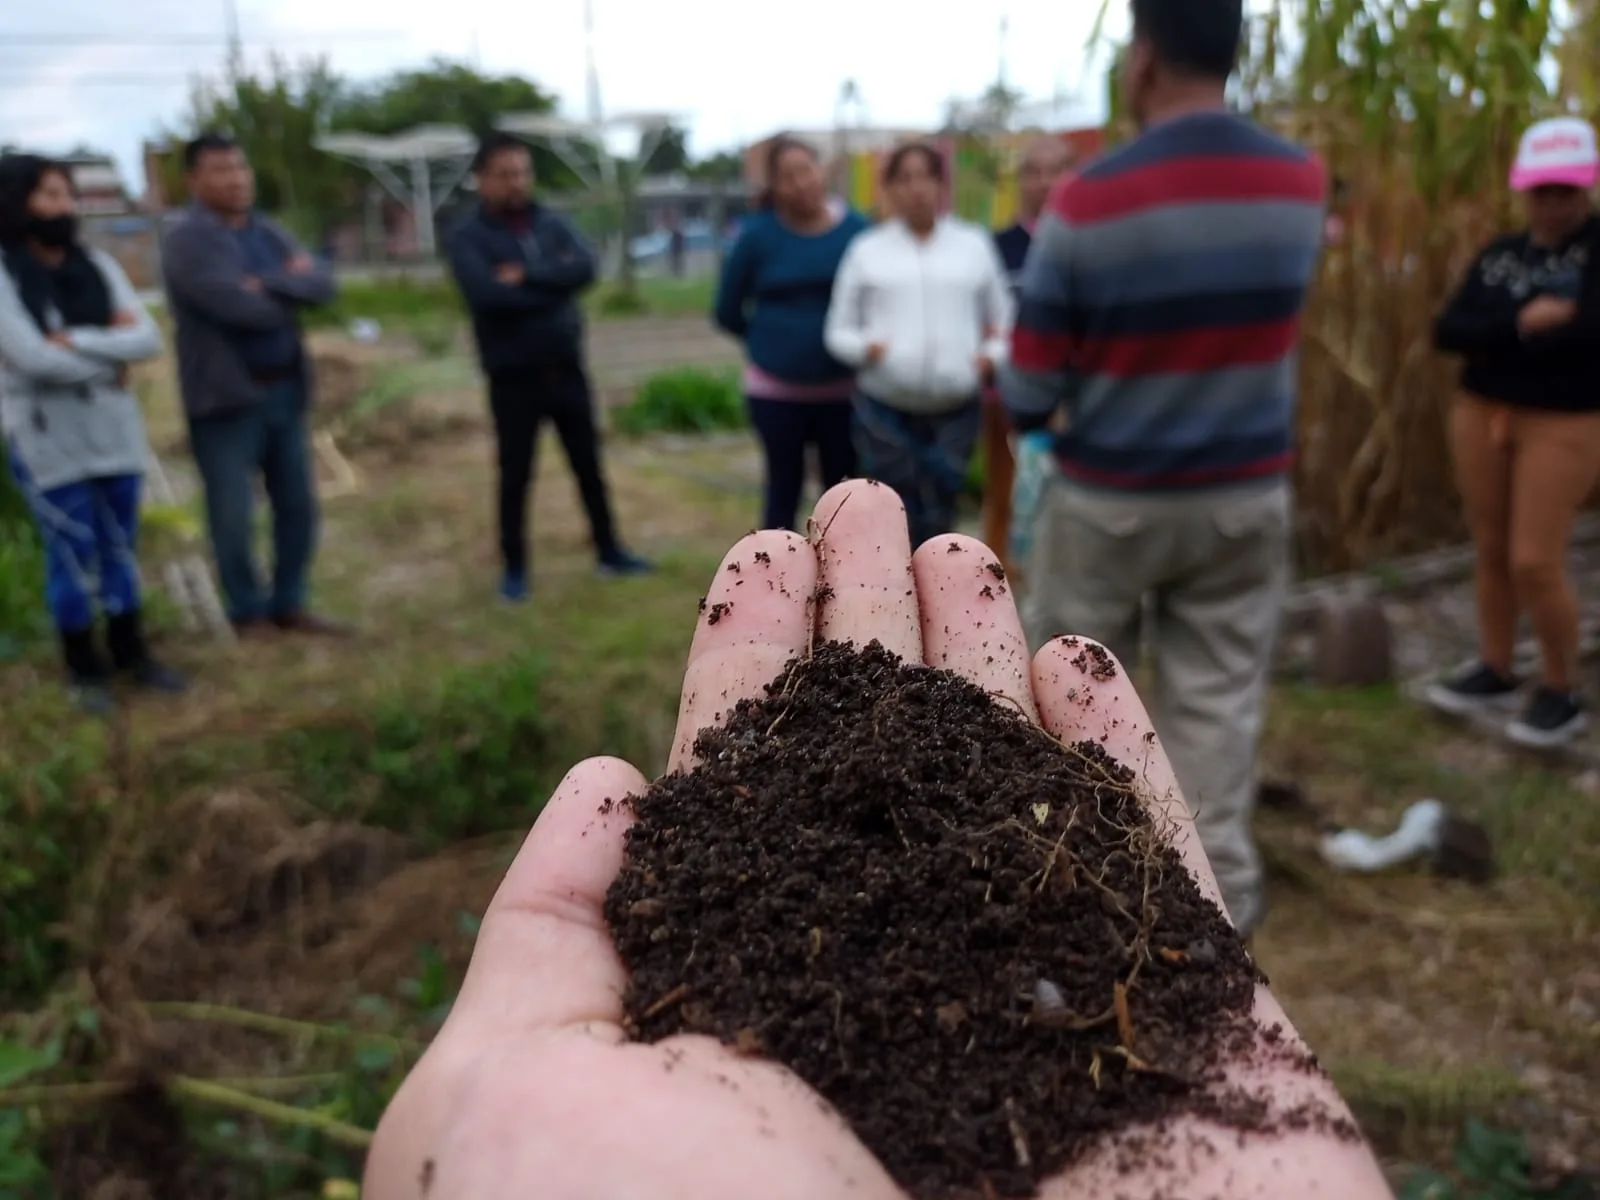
[606,640,1331,1197]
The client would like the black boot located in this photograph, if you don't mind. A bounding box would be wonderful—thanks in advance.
[60,627,114,716]
[106,609,188,694]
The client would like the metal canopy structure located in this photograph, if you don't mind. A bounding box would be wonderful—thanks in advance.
[315,123,476,256]
[496,110,681,193]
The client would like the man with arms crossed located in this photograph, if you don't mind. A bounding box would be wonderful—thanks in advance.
[448,132,651,603]
[163,133,347,637]
[1002,0,1326,937]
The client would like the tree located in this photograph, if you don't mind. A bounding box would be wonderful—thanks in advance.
[687,149,744,184]
[641,124,690,175]
[177,55,350,238]
[330,58,584,189]
[331,57,552,139]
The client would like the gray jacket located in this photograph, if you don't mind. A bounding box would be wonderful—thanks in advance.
[161,205,336,421]
[0,249,161,491]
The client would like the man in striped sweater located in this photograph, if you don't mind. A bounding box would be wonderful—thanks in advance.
[1000,0,1326,937]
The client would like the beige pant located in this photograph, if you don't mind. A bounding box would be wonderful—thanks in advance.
[1024,478,1293,936]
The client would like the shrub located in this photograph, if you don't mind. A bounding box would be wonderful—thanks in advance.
[612,367,746,436]
[0,458,45,656]
[0,729,107,1003]
[282,651,555,843]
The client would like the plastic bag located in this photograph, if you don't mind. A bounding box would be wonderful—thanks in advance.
[1008,431,1055,565]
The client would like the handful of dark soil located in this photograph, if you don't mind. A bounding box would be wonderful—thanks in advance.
[605,642,1294,1197]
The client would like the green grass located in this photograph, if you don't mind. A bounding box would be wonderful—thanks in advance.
[2,377,1596,1191]
[296,273,716,336]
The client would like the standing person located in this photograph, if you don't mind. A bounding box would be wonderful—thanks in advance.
[162,132,347,637]
[985,136,1074,568]
[1001,0,1327,938]
[1424,116,1600,748]
[0,153,186,712]
[448,132,651,603]
[714,136,868,532]
[824,143,1012,549]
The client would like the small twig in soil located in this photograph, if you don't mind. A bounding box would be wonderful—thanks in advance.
[641,983,692,1021]
[1004,1096,1032,1168]
[1113,981,1135,1053]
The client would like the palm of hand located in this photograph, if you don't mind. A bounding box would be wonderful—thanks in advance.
[365,481,1389,1200]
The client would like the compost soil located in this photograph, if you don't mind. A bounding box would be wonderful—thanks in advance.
[606,640,1341,1198]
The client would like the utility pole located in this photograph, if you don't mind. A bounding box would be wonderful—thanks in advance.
[223,0,243,80]
[583,0,603,129]
[997,13,1009,91]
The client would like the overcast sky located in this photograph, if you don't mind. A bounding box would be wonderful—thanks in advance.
[1,0,1118,186]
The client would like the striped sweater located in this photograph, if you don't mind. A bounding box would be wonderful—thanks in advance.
[1001,111,1327,491]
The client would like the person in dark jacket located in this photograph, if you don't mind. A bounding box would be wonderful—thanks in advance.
[0,153,187,712]
[163,132,347,637]
[983,136,1073,568]
[713,136,867,531]
[448,132,651,602]
[1425,116,1600,749]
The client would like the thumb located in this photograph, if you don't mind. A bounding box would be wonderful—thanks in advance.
[449,756,647,1034]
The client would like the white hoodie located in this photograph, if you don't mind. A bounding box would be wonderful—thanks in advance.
[824,215,1014,415]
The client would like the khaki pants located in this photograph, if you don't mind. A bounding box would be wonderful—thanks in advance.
[1451,395,1600,691]
[1024,478,1293,936]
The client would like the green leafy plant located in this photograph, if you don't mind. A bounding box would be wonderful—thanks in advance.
[1400,1120,1593,1199]
[0,457,46,656]
[612,367,746,437]
[282,651,554,842]
[0,732,107,1003]
[0,1038,61,1196]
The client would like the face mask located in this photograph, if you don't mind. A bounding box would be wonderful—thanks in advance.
[27,214,78,247]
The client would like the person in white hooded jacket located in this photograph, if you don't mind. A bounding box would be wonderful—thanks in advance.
[824,143,1013,548]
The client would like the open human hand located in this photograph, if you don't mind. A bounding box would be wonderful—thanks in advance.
[363,479,1391,1199]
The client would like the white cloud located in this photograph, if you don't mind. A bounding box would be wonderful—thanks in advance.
[2,0,1120,189]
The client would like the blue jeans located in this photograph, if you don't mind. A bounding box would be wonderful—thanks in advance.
[852,392,981,550]
[188,382,318,622]
[747,397,856,532]
[7,451,142,634]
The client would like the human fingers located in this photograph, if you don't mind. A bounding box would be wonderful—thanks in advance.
[1029,636,1221,905]
[1028,640,1390,1196]
[811,479,922,662]
[910,533,1036,722]
[448,755,645,1035]
[670,529,815,769]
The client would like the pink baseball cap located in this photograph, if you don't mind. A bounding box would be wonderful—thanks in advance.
[1509,116,1599,192]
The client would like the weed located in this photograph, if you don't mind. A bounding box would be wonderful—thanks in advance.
[1400,1120,1593,1198]
[279,650,553,842]
[613,367,745,436]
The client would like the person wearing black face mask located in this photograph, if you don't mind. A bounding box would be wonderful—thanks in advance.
[0,153,187,713]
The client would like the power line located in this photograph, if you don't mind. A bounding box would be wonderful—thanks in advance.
[0,74,216,85]
[0,32,403,46]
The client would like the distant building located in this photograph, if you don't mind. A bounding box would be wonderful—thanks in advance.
[59,151,138,216]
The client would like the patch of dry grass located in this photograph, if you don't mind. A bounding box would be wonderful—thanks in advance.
[7,343,1596,1188]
